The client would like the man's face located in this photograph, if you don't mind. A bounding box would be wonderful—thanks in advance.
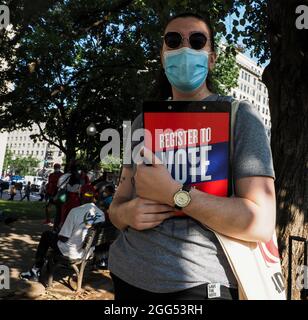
[161,17,216,71]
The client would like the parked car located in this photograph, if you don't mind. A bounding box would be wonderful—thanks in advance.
[10,175,25,184]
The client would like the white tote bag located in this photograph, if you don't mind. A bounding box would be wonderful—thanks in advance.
[213,231,286,300]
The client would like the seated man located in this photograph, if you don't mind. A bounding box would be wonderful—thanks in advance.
[20,190,105,282]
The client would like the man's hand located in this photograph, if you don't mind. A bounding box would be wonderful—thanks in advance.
[122,197,177,230]
[134,147,181,206]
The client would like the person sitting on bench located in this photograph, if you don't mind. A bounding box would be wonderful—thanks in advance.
[20,190,105,282]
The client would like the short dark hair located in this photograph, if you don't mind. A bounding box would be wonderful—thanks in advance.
[165,13,215,52]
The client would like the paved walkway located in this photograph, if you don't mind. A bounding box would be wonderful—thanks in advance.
[0,219,114,300]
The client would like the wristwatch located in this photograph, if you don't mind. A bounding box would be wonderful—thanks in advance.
[173,184,192,210]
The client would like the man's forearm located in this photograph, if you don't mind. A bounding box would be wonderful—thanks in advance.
[109,199,130,231]
[173,188,274,243]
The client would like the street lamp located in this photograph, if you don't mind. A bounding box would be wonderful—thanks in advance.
[86,123,97,136]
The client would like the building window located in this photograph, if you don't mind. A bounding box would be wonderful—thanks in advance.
[262,107,265,113]
[58,151,62,157]
[258,106,260,111]
[26,151,29,155]
[263,97,266,104]
[247,87,249,94]
[253,78,256,85]
[36,151,39,155]
[248,74,250,82]
[41,151,44,156]
[241,71,244,79]
[244,85,246,92]
[240,83,243,90]
[266,109,268,115]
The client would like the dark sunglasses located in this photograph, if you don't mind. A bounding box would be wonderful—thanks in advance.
[164,32,208,50]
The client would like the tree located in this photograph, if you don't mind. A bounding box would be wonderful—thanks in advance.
[3,149,40,175]
[0,0,239,164]
[224,0,307,300]
[2,148,13,174]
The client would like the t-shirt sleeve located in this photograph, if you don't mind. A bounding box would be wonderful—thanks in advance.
[233,100,275,180]
[59,210,75,238]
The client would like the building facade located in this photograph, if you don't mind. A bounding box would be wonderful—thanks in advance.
[231,52,271,138]
[2,124,64,176]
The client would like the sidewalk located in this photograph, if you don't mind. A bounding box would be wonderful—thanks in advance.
[0,219,114,300]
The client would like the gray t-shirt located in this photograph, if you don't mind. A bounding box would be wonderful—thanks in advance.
[108,94,275,293]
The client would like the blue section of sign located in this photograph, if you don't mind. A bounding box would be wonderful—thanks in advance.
[157,141,229,184]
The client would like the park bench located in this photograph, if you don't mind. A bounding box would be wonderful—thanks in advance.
[46,221,106,292]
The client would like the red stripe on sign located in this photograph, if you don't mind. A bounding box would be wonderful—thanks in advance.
[192,179,229,197]
[144,112,230,152]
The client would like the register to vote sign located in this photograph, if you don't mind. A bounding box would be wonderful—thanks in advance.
[143,101,232,197]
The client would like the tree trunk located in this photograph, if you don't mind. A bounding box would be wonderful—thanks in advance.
[263,0,308,300]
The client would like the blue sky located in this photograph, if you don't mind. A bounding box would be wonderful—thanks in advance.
[222,6,270,68]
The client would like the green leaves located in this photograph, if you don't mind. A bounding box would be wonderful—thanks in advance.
[0,0,267,164]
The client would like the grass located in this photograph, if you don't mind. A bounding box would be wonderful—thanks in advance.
[0,199,56,220]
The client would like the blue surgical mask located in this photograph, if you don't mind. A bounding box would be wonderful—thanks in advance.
[163,47,209,93]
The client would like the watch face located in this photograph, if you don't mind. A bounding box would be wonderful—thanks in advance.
[174,190,191,208]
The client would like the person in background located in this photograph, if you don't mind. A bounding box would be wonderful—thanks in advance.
[16,182,23,198]
[99,185,115,218]
[39,182,46,202]
[20,182,31,201]
[8,182,16,201]
[20,190,105,282]
[55,162,82,231]
[44,163,63,225]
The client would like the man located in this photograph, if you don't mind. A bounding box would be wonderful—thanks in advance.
[8,182,16,201]
[99,184,115,216]
[20,190,105,282]
[20,182,31,201]
[44,163,63,225]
